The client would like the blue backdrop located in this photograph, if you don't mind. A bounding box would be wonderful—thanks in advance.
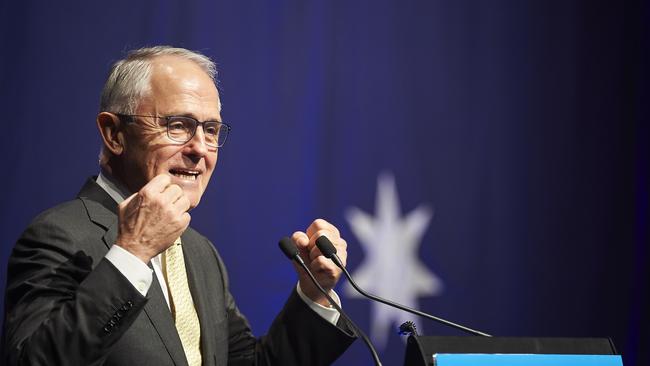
[1,1,648,365]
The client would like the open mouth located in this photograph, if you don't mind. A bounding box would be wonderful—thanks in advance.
[169,168,200,181]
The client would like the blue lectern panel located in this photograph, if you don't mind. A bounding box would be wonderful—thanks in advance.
[434,354,623,366]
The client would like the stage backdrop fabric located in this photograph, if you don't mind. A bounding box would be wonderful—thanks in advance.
[0,1,648,365]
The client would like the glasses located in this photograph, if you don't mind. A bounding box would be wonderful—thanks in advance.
[117,114,231,148]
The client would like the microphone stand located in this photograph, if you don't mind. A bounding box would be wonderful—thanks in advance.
[316,236,492,337]
[279,238,383,366]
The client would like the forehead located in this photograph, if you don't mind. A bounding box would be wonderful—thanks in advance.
[145,55,221,115]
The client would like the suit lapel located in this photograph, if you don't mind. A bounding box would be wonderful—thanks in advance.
[144,271,190,366]
[78,177,189,366]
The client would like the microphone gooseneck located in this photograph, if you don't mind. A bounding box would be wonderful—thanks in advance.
[278,237,382,366]
[315,236,492,337]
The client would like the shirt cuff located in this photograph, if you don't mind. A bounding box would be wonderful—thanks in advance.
[296,282,341,326]
[105,245,153,296]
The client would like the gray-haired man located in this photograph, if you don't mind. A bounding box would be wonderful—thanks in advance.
[3,46,355,366]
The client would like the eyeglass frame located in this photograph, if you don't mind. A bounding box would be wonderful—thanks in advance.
[115,113,231,148]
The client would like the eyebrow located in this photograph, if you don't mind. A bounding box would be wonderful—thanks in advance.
[165,112,222,122]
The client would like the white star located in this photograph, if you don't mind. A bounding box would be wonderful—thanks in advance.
[345,172,443,350]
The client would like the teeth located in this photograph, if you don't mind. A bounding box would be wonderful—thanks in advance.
[171,172,198,180]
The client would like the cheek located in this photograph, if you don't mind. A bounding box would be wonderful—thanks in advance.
[202,153,218,185]
[150,147,184,175]
[143,154,164,179]
[206,150,218,169]
[126,147,154,176]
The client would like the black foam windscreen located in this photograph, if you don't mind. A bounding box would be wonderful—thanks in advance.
[315,236,337,259]
[278,237,298,259]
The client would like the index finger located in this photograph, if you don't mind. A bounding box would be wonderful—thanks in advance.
[305,218,340,238]
[144,174,173,193]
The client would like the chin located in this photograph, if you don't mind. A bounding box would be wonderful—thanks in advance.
[184,190,202,209]
[188,197,201,210]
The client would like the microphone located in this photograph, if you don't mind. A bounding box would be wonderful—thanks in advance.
[315,236,492,337]
[278,237,383,366]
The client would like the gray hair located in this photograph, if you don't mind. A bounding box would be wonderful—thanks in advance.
[99,45,217,114]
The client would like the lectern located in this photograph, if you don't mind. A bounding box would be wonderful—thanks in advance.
[403,335,622,365]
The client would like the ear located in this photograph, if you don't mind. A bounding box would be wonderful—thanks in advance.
[97,112,126,156]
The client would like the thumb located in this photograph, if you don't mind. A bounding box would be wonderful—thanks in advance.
[291,231,310,260]
[118,191,141,215]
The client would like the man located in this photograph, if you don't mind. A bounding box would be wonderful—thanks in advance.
[3,46,355,365]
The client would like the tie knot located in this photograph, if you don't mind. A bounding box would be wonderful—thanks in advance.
[165,237,183,257]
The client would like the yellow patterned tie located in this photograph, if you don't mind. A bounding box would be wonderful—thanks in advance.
[163,237,202,366]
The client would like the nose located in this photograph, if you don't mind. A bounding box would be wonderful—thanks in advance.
[185,126,209,157]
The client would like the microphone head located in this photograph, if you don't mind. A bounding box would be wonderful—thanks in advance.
[316,236,337,259]
[278,237,298,260]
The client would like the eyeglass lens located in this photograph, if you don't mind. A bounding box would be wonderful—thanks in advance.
[167,117,227,147]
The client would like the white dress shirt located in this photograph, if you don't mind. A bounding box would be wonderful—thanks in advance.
[97,172,341,324]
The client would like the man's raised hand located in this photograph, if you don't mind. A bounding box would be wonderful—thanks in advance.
[291,219,348,307]
[115,174,191,263]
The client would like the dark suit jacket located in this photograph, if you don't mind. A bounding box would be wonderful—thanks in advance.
[2,178,355,365]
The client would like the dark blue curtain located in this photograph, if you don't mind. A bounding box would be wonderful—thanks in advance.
[1,1,647,365]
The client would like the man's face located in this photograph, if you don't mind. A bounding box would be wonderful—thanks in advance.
[119,56,221,209]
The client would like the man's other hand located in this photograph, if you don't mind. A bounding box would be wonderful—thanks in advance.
[292,219,348,307]
[115,174,191,263]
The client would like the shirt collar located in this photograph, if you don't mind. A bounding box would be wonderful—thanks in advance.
[96,170,132,204]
